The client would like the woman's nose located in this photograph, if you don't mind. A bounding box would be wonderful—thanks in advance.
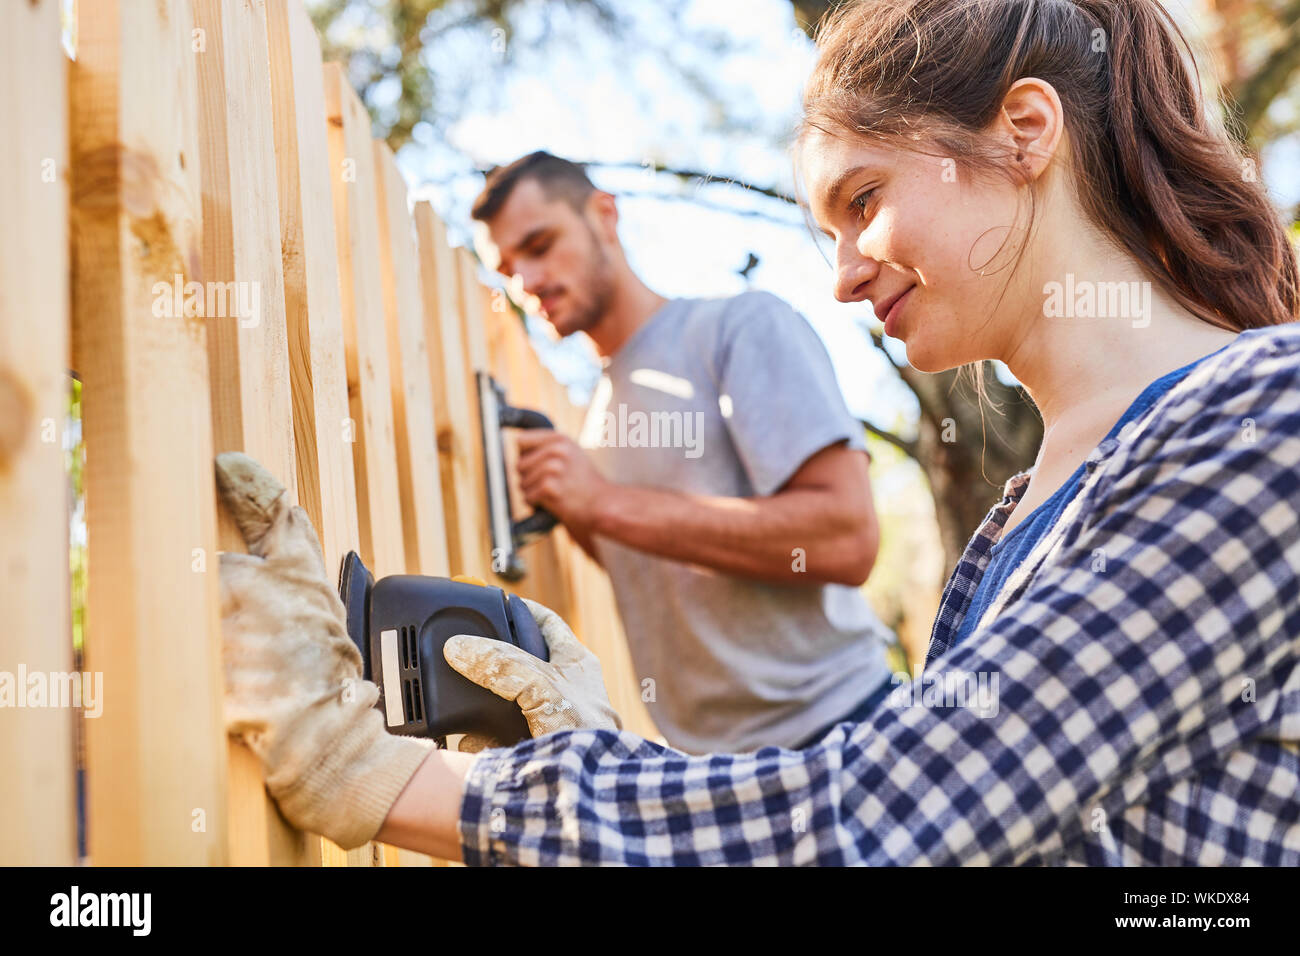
[834,245,874,303]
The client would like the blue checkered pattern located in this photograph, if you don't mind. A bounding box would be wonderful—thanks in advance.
[459,324,1300,865]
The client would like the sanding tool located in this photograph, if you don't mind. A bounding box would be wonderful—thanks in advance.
[478,371,559,580]
[338,549,549,745]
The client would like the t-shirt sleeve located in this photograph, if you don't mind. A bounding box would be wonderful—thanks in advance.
[714,292,869,497]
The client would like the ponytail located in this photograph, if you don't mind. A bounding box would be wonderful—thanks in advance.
[1080,0,1297,329]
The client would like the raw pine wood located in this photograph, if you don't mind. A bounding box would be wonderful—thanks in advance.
[70,0,229,865]
[191,0,316,868]
[0,0,75,866]
[264,0,361,868]
[413,202,480,578]
[373,141,448,868]
[324,64,406,582]
[481,305,571,612]
[53,0,661,866]
[374,142,450,580]
[453,249,496,577]
[324,65,412,867]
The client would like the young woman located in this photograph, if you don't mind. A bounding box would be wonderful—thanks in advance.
[218,0,1300,864]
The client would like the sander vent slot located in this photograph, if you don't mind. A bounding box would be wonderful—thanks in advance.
[401,677,424,724]
[401,625,419,669]
[399,626,423,725]
[410,680,424,723]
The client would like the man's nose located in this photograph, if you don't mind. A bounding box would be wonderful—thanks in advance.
[518,264,546,297]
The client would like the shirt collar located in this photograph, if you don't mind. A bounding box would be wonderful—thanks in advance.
[987,435,1126,533]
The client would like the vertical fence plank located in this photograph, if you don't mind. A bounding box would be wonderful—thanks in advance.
[324,64,405,582]
[70,0,229,865]
[453,249,497,577]
[0,0,75,866]
[413,202,480,578]
[373,141,446,868]
[374,141,451,582]
[191,0,316,867]
[266,0,359,586]
[325,64,409,867]
[265,0,361,867]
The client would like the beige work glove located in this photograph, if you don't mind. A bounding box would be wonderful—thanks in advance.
[443,598,623,752]
[215,452,435,849]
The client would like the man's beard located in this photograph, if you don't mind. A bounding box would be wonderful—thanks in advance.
[561,235,615,335]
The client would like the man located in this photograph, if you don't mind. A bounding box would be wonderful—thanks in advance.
[469,151,895,753]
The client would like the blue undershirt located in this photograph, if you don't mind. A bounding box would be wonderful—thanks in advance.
[950,343,1234,648]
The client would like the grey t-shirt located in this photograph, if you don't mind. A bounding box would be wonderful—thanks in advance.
[578,291,894,753]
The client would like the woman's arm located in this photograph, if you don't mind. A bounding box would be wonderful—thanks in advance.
[376,749,478,861]
[427,331,1300,865]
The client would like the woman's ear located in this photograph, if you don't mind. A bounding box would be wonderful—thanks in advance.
[995,77,1065,180]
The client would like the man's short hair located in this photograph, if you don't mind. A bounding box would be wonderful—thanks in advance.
[470,151,597,222]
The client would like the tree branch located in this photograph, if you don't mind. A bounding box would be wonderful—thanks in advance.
[1225,0,1300,139]
[860,420,918,457]
[577,160,799,206]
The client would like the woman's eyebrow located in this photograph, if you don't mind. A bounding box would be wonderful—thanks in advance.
[824,165,874,208]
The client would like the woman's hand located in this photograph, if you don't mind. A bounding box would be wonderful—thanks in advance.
[442,598,623,752]
[215,452,435,849]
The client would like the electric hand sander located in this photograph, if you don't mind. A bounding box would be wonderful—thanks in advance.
[338,549,549,745]
[478,371,559,580]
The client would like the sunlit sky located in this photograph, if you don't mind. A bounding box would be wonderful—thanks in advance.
[337,0,1300,438]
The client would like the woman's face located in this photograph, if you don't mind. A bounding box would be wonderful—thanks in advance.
[800,126,1039,373]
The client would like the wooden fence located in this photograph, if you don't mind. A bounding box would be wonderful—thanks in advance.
[0,0,654,866]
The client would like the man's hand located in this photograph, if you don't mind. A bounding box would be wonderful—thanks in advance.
[215,452,435,849]
[515,430,611,537]
[442,597,623,752]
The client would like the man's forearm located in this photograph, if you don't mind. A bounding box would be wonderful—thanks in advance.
[565,523,603,567]
[590,483,874,586]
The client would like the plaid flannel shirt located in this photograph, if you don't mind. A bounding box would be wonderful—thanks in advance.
[458,324,1300,865]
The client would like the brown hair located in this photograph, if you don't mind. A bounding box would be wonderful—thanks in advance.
[798,0,1299,332]
[471,151,596,222]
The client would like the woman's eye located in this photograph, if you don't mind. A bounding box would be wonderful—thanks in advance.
[851,188,876,214]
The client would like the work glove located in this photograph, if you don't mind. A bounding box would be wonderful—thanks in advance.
[443,598,623,752]
[215,452,434,850]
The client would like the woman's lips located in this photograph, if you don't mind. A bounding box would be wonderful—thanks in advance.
[883,286,915,337]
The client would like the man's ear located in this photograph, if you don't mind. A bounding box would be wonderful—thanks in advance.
[995,77,1064,180]
[587,190,620,244]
